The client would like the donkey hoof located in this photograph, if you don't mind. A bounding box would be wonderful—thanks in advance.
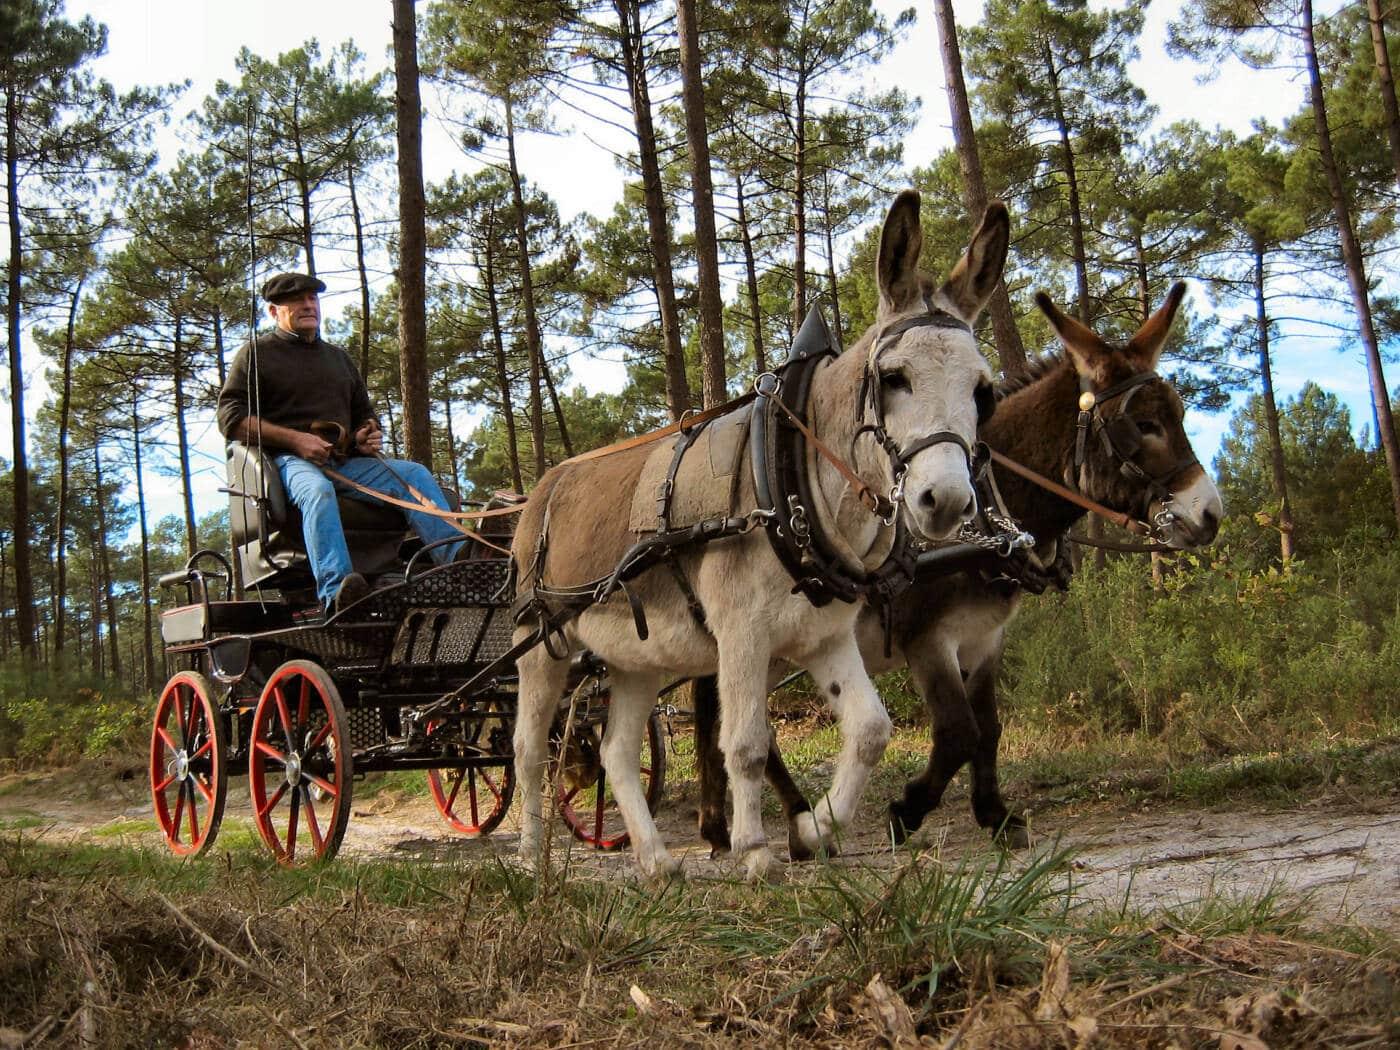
[640,849,684,883]
[788,824,815,863]
[794,811,828,857]
[699,819,732,857]
[742,846,779,883]
[888,804,916,846]
[994,819,1030,851]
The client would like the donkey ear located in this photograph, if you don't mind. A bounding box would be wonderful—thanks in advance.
[1034,290,1112,385]
[1126,281,1187,369]
[936,201,1009,323]
[877,189,925,312]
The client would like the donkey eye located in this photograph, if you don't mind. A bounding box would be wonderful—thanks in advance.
[1137,419,1164,438]
[880,370,911,393]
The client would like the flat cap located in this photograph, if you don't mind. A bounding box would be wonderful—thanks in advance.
[261,272,326,303]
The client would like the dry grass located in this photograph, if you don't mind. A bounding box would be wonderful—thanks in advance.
[1,833,1396,1050]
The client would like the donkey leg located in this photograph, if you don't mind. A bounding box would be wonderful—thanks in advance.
[768,734,816,862]
[716,640,778,882]
[965,655,1029,849]
[692,675,732,857]
[799,637,893,855]
[512,640,573,868]
[888,647,977,845]
[599,670,681,881]
[695,674,814,862]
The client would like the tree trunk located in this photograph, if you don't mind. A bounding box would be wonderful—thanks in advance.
[791,82,808,337]
[93,444,121,679]
[677,0,727,408]
[483,227,524,492]
[616,0,691,419]
[540,348,574,459]
[1043,39,1093,324]
[502,98,548,477]
[821,184,845,348]
[1367,0,1400,190]
[55,280,82,662]
[737,179,767,376]
[5,85,36,661]
[442,393,460,496]
[348,161,374,378]
[172,316,199,557]
[393,0,434,468]
[1253,242,1295,562]
[132,403,155,691]
[1302,0,1400,527]
[933,0,1027,376]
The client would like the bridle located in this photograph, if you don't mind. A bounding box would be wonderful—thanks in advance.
[852,299,982,521]
[1072,370,1201,536]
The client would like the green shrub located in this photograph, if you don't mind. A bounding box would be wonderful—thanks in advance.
[1001,541,1400,751]
[0,664,147,765]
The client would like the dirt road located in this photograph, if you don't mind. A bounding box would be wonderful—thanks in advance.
[2,761,1396,934]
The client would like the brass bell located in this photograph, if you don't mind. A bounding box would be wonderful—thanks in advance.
[1078,391,1097,411]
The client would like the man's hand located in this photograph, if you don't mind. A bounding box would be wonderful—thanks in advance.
[353,420,384,455]
[291,429,336,466]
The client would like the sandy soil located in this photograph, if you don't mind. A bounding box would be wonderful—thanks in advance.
[3,760,1397,934]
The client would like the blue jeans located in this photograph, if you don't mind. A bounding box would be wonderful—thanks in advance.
[273,454,465,606]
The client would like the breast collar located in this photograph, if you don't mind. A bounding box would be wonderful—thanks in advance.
[750,306,926,607]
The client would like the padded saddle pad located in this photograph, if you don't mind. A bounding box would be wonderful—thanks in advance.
[628,402,753,533]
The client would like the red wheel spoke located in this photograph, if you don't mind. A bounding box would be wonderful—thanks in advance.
[297,677,312,728]
[191,774,215,806]
[191,738,214,762]
[273,685,295,749]
[480,770,504,802]
[258,781,288,818]
[445,771,464,810]
[560,784,581,805]
[254,738,288,764]
[306,720,334,752]
[186,785,201,842]
[174,690,188,738]
[171,788,187,842]
[304,771,339,799]
[155,725,178,754]
[466,777,481,825]
[301,787,324,852]
[286,789,301,860]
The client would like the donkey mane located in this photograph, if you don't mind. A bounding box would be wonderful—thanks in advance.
[994,352,1066,402]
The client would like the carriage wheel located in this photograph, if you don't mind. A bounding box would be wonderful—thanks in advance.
[557,702,667,851]
[248,660,352,865]
[150,671,227,857]
[425,697,517,835]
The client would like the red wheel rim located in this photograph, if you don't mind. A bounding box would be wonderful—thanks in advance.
[558,707,666,851]
[248,661,352,865]
[150,671,226,857]
[426,698,516,835]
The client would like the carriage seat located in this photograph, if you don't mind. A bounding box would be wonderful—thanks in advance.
[225,442,419,593]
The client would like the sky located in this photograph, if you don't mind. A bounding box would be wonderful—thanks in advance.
[42,0,1387,527]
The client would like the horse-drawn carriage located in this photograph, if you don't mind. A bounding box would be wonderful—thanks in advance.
[152,442,665,865]
[150,192,1221,878]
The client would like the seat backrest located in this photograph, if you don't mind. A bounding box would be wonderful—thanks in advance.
[226,442,312,591]
[227,443,429,594]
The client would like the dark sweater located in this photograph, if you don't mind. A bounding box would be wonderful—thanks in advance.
[217,327,376,443]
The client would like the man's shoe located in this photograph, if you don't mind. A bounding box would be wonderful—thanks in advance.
[332,572,370,616]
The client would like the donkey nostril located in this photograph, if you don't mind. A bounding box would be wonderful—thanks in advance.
[919,489,937,512]
[958,493,975,521]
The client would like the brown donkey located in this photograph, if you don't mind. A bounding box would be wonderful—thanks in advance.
[510,191,1007,881]
[694,282,1223,856]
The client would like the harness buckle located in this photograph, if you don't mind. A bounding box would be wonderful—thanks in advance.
[754,372,781,397]
[787,495,811,549]
[883,466,908,527]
